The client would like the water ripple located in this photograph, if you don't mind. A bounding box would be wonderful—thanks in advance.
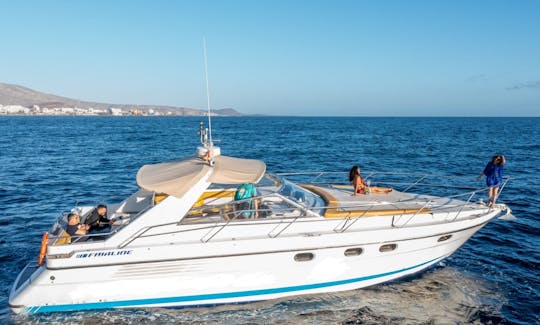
[1,116,538,324]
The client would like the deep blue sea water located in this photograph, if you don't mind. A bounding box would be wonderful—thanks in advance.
[0,116,538,324]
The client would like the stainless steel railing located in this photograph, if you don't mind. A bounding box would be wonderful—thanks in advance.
[47,172,511,247]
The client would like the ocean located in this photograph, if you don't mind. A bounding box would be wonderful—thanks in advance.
[0,116,538,324]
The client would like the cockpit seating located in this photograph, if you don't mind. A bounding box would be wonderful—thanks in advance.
[52,229,71,246]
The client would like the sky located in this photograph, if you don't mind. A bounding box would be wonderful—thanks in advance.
[1,0,539,116]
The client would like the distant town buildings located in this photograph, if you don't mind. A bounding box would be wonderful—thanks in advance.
[0,105,30,114]
[108,107,122,116]
[0,83,239,117]
[0,104,218,116]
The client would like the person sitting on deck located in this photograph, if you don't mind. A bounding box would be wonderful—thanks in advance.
[84,204,111,232]
[66,212,89,236]
[232,183,259,219]
[349,165,393,195]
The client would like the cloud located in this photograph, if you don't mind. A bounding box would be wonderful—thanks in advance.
[506,80,540,90]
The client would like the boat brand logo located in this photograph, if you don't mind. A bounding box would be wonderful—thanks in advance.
[76,250,133,258]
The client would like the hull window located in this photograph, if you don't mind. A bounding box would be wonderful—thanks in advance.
[294,252,314,262]
[438,234,452,242]
[379,243,397,252]
[344,248,363,256]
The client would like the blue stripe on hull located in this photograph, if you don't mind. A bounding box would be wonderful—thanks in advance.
[27,256,444,313]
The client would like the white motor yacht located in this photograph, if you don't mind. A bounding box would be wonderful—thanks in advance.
[9,124,512,314]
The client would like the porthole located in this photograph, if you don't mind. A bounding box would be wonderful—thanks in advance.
[294,252,314,262]
[438,234,452,242]
[379,243,397,252]
[344,248,363,256]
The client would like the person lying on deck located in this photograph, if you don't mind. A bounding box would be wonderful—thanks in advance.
[349,165,393,195]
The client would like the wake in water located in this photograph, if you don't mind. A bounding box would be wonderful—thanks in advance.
[12,266,506,324]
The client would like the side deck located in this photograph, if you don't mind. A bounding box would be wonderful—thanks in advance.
[44,172,509,247]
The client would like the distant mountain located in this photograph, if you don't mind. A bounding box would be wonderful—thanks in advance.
[0,82,242,116]
[211,108,243,116]
[0,83,73,107]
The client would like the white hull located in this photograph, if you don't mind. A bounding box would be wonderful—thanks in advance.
[10,213,495,313]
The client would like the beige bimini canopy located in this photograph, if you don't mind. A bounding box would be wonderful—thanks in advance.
[136,155,266,198]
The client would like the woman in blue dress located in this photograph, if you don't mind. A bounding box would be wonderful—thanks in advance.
[479,155,506,206]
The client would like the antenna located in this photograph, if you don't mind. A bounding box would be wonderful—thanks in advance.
[203,37,213,146]
[201,37,217,166]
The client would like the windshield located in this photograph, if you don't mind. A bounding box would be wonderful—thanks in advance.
[277,179,326,213]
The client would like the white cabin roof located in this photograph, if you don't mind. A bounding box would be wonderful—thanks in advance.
[136,155,266,198]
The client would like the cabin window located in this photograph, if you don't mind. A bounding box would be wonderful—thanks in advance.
[438,234,452,242]
[294,252,314,262]
[379,244,397,252]
[344,248,363,256]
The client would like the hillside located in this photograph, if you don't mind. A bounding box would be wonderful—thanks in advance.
[0,82,241,116]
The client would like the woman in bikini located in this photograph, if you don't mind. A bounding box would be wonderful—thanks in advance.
[349,165,393,195]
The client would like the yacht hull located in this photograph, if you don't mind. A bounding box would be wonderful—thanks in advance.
[9,219,490,313]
